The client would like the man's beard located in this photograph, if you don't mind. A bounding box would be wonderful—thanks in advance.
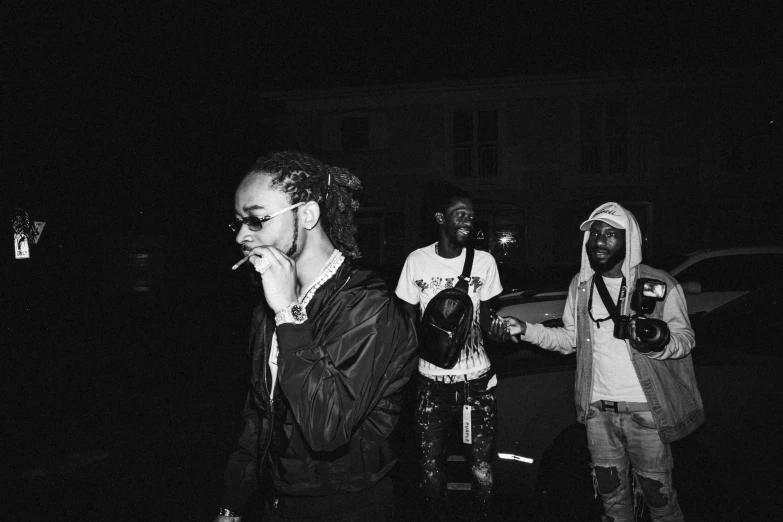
[587,247,625,274]
[285,212,299,258]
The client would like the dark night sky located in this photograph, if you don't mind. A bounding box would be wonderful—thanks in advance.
[4,1,781,237]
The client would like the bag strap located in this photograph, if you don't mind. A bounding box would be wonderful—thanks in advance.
[455,247,474,292]
[592,274,626,320]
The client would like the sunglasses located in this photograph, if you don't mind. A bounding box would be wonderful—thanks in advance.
[230,202,305,233]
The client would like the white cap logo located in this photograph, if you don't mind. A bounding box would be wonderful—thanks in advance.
[579,203,629,231]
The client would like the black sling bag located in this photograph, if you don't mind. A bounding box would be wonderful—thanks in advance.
[419,247,475,369]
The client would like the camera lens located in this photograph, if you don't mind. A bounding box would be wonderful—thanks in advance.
[635,318,670,351]
[637,321,661,343]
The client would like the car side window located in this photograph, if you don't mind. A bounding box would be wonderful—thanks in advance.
[675,253,783,291]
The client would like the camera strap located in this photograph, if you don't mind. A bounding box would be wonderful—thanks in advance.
[590,275,626,328]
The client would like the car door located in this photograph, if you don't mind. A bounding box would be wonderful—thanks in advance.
[672,253,783,315]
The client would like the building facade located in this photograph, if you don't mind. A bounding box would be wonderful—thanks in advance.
[261,70,770,289]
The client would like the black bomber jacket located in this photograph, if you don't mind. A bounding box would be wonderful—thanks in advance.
[221,261,418,513]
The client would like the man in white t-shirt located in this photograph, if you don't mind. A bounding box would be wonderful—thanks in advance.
[395,183,504,518]
[502,202,701,522]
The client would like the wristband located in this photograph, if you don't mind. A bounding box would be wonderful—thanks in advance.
[218,507,239,517]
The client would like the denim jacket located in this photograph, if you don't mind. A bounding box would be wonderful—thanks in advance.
[523,264,704,443]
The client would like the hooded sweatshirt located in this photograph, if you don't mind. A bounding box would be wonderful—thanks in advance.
[576,201,643,330]
[519,202,703,443]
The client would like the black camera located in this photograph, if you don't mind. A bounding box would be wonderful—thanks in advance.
[613,278,671,353]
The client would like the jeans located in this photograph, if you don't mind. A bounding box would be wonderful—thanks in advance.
[586,405,684,522]
[414,372,497,504]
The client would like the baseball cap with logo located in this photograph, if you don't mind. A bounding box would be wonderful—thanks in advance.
[579,202,629,231]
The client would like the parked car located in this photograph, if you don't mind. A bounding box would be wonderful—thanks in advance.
[666,245,783,315]
[496,246,783,325]
[490,277,783,519]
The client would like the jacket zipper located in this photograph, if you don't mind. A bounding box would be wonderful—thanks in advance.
[260,324,275,467]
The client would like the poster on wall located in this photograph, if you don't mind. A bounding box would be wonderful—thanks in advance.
[14,233,30,259]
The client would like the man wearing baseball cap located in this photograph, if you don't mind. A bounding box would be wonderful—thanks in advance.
[501,202,702,521]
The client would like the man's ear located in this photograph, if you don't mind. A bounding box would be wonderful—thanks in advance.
[302,201,321,230]
[435,212,445,224]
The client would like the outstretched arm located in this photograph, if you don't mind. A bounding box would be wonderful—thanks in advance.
[499,275,580,354]
[502,316,527,341]
[480,300,511,342]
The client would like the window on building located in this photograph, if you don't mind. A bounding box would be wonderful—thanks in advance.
[580,101,629,175]
[453,110,498,178]
[322,113,387,151]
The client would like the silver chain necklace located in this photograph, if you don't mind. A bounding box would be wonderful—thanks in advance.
[298,249,345,307]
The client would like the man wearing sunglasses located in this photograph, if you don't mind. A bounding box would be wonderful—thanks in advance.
[216,151,418,522]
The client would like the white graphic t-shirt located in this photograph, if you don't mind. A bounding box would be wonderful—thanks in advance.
[395,243,503,377]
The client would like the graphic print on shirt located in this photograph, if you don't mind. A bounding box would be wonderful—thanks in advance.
[415,275,487,364]
[415,276,483,295]
[395,245,503,377]
[463,307,484,362]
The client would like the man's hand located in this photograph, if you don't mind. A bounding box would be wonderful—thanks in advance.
[213,517,241,522]
[487,316,511,342]
[246,245,299,313]
[501,316,526,343]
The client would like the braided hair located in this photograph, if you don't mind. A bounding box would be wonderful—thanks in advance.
[247,151,362,259]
